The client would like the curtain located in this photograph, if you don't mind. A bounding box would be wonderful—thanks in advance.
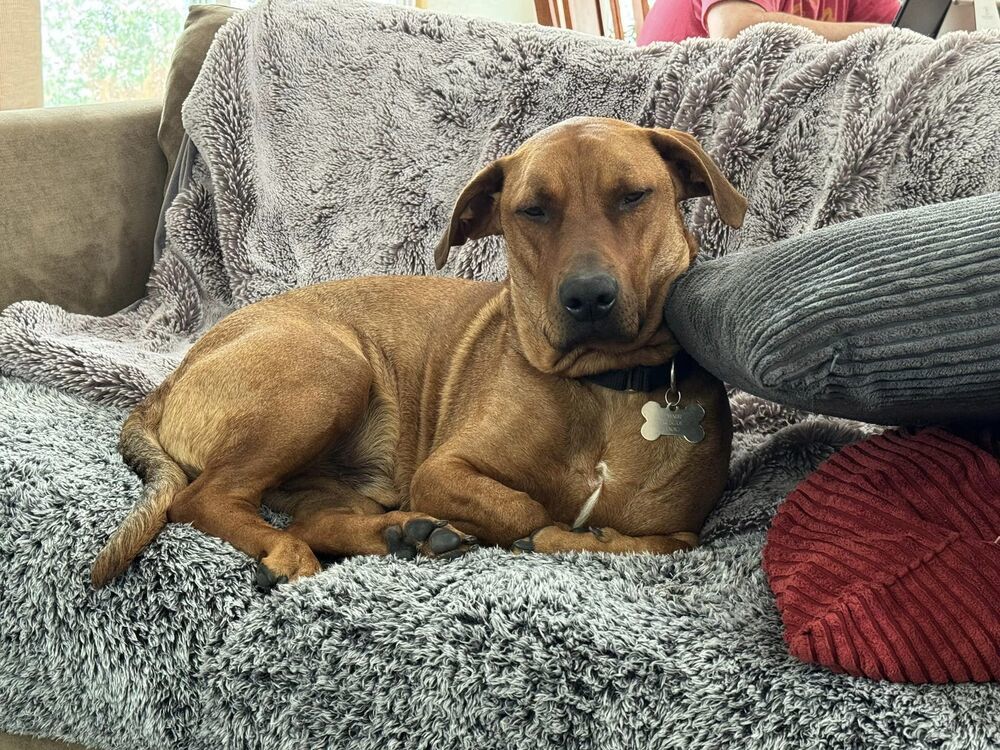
[0,0,43,110]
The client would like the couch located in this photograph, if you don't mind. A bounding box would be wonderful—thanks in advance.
[2,3,999,749]
[0,4,233,318]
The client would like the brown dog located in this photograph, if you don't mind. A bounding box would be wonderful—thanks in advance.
[90,117,746,590]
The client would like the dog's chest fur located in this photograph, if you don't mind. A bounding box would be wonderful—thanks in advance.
[334,357,728,538]
[482,380,726,536]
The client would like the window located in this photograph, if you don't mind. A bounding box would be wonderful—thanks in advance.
[42,0,194,106]
[39,0,418,107]
[535,0,651,42]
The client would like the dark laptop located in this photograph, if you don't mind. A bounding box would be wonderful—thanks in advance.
[893,0,954,37]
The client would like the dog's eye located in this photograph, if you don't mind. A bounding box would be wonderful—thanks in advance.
[621,190,649,209]
[518,206,547,221]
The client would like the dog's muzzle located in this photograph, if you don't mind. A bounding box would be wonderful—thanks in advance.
[558,271,618,323]
[554,271,632,350]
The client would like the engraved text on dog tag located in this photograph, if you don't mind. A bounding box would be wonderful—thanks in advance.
[641,400,706,444]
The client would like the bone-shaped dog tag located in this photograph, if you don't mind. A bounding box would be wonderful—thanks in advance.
[641,400,706,443]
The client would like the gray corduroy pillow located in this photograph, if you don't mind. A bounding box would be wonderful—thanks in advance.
[665,192,1000,425]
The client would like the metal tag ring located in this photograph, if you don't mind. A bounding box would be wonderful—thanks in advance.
[665,359,680,406]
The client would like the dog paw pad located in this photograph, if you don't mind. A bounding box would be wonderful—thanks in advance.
[384,525,418,560]
[511,537,534,553]
[402,518,439,543]
[427,527,464,554]
[253,561,288,595]
[393,518,476,559]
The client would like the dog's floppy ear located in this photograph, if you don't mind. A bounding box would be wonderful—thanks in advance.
[648,128,747,229]
[435,159,506,269]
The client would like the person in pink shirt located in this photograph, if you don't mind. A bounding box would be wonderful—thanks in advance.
[637,0,901,44]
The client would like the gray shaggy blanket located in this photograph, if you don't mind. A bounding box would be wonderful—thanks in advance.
[1,1,1000,748]
[2,0,1000,402]
[3,377,999,750]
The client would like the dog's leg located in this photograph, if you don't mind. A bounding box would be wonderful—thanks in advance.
[511,525,699,555]
[290,508,478,560]
[410,455,696,556]
[410,455,552,546]
[271,478,478,561]
[162,330,382,588]
[168,469,322,585]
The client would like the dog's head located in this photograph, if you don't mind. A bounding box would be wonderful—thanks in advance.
[436,117,746,377]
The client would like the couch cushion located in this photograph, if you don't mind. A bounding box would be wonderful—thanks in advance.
[0,101,165,315]
[159,4,237,179]
[665,192,1000,425]
[5,373,1000,748]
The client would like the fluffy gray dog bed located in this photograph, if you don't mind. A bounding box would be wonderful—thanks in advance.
[4,377,998,749]
[1,1,999,748]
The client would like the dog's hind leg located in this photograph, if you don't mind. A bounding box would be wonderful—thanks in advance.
[159,323,382,589]
[168,468,322,589]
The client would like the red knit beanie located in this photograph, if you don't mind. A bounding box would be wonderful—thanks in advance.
[764,428,1000,683]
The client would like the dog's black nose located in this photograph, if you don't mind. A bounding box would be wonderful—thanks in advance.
[559,272,619,322]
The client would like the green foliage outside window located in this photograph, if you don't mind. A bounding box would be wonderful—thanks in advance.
[42,0,206,106]
[39,0,417,107]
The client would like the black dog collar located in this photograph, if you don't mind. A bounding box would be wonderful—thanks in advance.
[583,362,672,392]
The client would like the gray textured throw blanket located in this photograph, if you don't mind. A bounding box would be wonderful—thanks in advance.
[2,1,1000,403]
[1,2,1000,748]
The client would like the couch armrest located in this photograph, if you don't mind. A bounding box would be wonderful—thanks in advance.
[0,100,166,316]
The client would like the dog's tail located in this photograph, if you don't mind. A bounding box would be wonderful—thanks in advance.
[90,386,188,588]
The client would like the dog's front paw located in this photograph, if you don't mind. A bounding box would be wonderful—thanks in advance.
[383,517,478,560]
[255,538,322,593]
[512,524,626,554]
[512,526,699,555]
[510,536,535,554]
